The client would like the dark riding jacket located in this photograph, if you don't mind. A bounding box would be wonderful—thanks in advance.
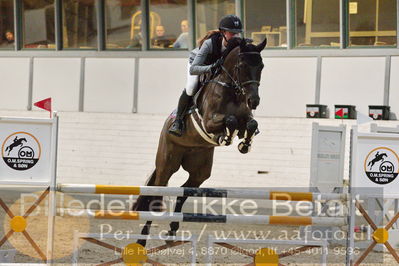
[189,32,224,75]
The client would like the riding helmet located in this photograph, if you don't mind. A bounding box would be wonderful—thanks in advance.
[219,15,243,33]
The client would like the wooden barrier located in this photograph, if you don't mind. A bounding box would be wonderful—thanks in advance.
[72,232,197,266]
[207,236,328,266]
[57,183,349,264]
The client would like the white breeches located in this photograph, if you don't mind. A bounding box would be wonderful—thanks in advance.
[185,63,199,96]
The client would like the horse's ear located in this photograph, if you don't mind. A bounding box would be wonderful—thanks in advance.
[256,38,267,52]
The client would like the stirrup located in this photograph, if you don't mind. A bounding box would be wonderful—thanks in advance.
[169,119,183,137]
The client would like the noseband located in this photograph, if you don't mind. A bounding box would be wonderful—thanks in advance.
[208,51,261,96]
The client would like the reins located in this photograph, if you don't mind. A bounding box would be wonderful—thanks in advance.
[207,51,261,96]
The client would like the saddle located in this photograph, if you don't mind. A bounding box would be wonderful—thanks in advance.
[188,71,215,115]
[183,71,224,145]
[169,73,211,121]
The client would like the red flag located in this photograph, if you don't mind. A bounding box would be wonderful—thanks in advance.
[335,108,344,118]
[34,98,52,113]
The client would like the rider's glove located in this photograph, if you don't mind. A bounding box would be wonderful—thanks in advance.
[210,58,224,73]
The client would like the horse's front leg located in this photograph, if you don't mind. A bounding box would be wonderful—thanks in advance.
[216,115,238,146]
[204,113,238,146]
[238,119,258,154]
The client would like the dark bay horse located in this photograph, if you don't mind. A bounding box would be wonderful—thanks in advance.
[133,38,267,246]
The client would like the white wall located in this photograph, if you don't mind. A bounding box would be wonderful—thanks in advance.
[138,58,187,114]
[389,56,399,117]
[84,58,136,113]
[32,58,81,111]
[0,55,397,120]
[256,57,318,117]
[320,57,386,117]
[0,58,30,110]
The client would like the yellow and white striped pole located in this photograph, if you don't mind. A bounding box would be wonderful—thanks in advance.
[57,184,347,201]
[59,209,347,226]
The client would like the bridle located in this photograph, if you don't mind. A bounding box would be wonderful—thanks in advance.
[208,51,261,96]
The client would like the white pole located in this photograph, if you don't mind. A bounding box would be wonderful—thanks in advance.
[46,113,59,263]
[72,230,79,266]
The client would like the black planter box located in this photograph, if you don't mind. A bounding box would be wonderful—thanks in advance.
[369,105,390,120]
[335,105,356,119]
[306,104,328,118]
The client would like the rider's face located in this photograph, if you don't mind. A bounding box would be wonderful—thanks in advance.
[224,31,239,41]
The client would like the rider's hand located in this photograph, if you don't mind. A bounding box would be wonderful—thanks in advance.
[210,58,224,72]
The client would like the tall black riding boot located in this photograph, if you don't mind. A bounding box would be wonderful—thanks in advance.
[169,90,191,137]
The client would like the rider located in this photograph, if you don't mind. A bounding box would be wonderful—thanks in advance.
[168,15,243,137]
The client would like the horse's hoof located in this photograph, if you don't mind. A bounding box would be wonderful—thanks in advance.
[136,239,147,247]
[164,230,177,246]
[167,230,176,237]
[218,136,232,146]
[238,142,251,154]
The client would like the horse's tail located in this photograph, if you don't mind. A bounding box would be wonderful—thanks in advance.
[132,169,163,211]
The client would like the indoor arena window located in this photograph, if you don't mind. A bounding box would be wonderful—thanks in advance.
[105,0,141,49]
[63,0,98,49]
[348,0,397,47]
[196,0,235,43]
[149,0,188,50]
[295,0,341,48]
[244,0,287,47]
[0,0,14,49]
[22,0,55,49]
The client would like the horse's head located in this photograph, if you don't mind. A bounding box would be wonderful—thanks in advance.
[237,39,266,109]
[222,38,267,110]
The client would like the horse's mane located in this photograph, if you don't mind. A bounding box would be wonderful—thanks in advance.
[221,37,243,58]
[222,37,262,66]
